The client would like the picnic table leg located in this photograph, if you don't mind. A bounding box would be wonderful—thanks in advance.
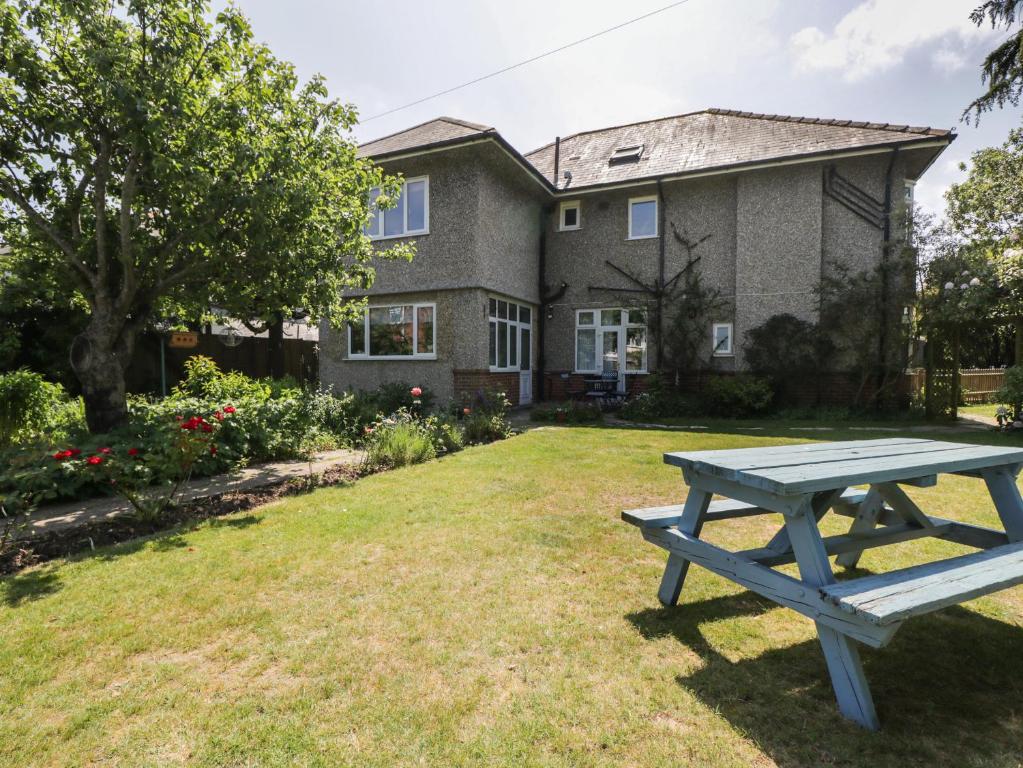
[657,488,711,606]
[835,487,884,569]
[982,466,1023,542]
[785,493,880,730]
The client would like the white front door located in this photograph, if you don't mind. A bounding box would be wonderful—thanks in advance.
[519,324,532,404]
[601,328,626,392]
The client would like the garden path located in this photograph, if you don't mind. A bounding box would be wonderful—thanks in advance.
[16,449,364,538]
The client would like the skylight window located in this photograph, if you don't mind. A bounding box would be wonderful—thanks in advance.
[609,144,644,164]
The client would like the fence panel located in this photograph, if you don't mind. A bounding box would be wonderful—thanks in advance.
[905,368,1006,405]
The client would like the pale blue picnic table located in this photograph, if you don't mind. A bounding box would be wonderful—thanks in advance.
[622,437,1023,730]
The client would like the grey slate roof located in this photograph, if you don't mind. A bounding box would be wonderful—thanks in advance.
[525,108,953,191]
[357,117,494,158]
[356,109,953,192]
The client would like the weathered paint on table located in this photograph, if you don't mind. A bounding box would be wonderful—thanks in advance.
[623,438,1023,730]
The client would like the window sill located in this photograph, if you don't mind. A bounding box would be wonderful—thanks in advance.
[626,234,658,241]
[368,230,429,242]
[489,367,526,373]
[346,355,438,361]
[712,353,735,358]
[558,226,581,232]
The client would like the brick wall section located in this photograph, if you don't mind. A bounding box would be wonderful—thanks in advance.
[542,372,649,401]
[453,370,522,404]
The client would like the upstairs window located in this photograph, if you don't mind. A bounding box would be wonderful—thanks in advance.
[559,201,581,231]
[610,144,644,164]
[364,176,429,240]
[628,196,658,240]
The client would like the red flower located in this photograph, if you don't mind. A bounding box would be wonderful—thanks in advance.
[99,447,112,455]
[127,447,140,457]
[410,386,422,398]
[200,422,213,433]
[213,411,223,421]
[68,448,81,457]
[209,444,217,455]
[53,450,68,461]
[463,407,471,415]
[223,406,236,414]
[86,455,103,465]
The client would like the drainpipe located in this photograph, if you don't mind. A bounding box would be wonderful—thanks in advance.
[656,179,666,373]
[877,147,899,408]
[538,207,549,401]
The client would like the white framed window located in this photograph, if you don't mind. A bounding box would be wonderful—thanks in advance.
[575,308,647,374]
[628,195,658,240]
[712,322,733,356]
[364,176,429,240]
[348,303,436,359]
[559,200,581,231]
[489,297,532,372]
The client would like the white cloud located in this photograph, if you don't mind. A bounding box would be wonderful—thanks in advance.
[791,0,997,82]
[931,47,967,73]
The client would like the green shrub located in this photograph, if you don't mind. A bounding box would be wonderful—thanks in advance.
[0,369,80,447]
[364,411,437,470]
[431,419,464,454]
[996,366,1023,419]
[699,375,774,417]
[619,375,698,422]
[462,412,513,444]
[531,402,603,424]
[171,355,269,403]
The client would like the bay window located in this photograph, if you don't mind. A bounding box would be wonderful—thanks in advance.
[364,176,429,240]
[348,303,436,359]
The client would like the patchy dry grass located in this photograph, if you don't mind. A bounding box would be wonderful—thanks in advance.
[3,423,1023,766]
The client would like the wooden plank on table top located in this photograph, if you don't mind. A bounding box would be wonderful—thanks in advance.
[734,444,1023,495]
[688,441,977,477]
[664,438,928,469]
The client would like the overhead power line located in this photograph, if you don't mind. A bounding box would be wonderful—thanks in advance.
[361,0,694,123]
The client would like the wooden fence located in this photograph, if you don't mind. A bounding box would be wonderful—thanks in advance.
[126,332,318,394]
[905,368,1006,404]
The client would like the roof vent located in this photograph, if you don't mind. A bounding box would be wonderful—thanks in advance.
[609,144,644,165]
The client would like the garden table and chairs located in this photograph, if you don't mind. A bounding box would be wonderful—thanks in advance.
[623,438,1023,730]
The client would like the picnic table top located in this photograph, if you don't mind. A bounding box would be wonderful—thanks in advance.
[664,437,1023,495]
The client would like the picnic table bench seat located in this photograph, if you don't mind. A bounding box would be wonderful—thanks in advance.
[821,540,1023,626]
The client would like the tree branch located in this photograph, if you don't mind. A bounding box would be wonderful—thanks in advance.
[116,144,141,312]
[93,134,111,297]
[0,166,96,288]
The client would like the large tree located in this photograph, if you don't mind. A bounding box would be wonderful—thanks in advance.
[946,127,1023,363]
[0,0,409,433]
[965,1,1023,120]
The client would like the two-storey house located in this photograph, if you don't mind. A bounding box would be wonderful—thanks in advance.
[319,109,952,405]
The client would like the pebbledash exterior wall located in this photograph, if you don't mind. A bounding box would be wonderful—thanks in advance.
[318,142,543,403]
[320,139,919,405]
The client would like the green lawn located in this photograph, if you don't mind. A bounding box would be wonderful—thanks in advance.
[4,424,1023,766]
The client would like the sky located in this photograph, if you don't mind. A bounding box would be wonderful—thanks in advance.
[233,0,1023,220]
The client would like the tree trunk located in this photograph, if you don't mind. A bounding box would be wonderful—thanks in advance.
[268,313,285,379]
[1015,316,1023,367]
[71,318,134,434]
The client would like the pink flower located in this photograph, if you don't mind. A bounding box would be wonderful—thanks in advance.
[462,407,471,415]
[86,455,103,466]
[410,387,422,398]
[99,447,112,455]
